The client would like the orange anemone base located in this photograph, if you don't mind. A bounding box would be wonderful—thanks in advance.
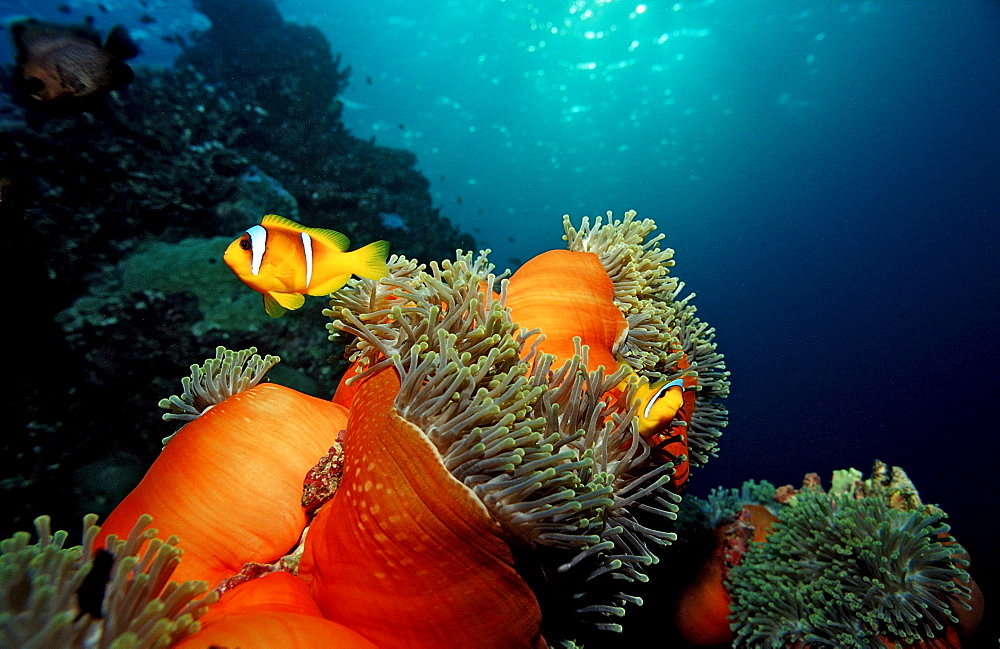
[673,525,736,646]
[173,571,377,649]
[96,383,348,590]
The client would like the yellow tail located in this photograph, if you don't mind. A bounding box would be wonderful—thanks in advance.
[352,239,390,280]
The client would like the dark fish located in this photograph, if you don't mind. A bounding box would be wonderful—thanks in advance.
[139,13,156,25]
[57,4,72,13]
[76,548,114,619]
[10,19,139,102]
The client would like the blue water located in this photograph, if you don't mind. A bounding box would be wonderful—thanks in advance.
[3,0,998,644]
[294,10,1000,643]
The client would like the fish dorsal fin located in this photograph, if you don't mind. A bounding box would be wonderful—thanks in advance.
[261,214,350,252]
[104,24,139,60]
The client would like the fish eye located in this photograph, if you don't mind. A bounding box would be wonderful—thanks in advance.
[239,237,251,251]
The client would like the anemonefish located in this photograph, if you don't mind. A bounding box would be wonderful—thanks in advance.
[224,214,390,317]
[610,370,691,490]
[631,376,686,439]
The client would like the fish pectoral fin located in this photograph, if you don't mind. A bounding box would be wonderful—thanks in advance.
[306,274,351,296]
[269,261,300,284]
[266,291,305,315]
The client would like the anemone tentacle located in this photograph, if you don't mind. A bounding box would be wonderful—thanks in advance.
[324,238,695,634]
[0,514,216,648]
[158,345,280,438]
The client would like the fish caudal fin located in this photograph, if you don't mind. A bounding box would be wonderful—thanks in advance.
[302,239,390,297]
[264,291,305,317]
[352,239,391,280]
[308,240,388,296]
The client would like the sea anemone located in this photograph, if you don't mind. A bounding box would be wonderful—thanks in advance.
[727,463,977,648]
[563,210,730,471]
[0,513,215,647]
[315,242,686,638]
[95,347,348,591]
[669,486,779,646]
[4,211,729,647]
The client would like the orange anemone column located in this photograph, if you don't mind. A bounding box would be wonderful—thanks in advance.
[299,368,547,649]
[174,571,377,649]
[505,249,627,371]
[97,383,348,590]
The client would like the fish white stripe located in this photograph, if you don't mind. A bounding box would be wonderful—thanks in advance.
[247,225,267,275]
[301,232,313,288]
[643,379,685,419]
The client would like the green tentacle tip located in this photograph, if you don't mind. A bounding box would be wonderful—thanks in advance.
[158,346,280,445]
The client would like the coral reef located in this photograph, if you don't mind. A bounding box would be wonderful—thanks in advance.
[0,0,470,539]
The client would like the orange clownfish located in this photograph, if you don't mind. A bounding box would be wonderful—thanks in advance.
[224,214,390,317]
[611,371,691,490]
[632,376,686,439]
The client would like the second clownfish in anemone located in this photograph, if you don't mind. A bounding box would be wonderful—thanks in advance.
[632,375,686,438]
[612,370,693,491]
[224,214,390,317]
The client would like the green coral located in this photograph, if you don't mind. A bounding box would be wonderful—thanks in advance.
[728,485,972,648]
[119,237,269,333]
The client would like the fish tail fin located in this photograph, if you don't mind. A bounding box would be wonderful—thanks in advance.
[105,25,139,60]
[306,240,390,297]
[352,240,390,280]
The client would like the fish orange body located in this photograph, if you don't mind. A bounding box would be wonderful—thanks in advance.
[224,214,390,317]
[609,371,691,490]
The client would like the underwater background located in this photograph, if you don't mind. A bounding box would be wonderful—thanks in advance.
[1,0,997,646]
